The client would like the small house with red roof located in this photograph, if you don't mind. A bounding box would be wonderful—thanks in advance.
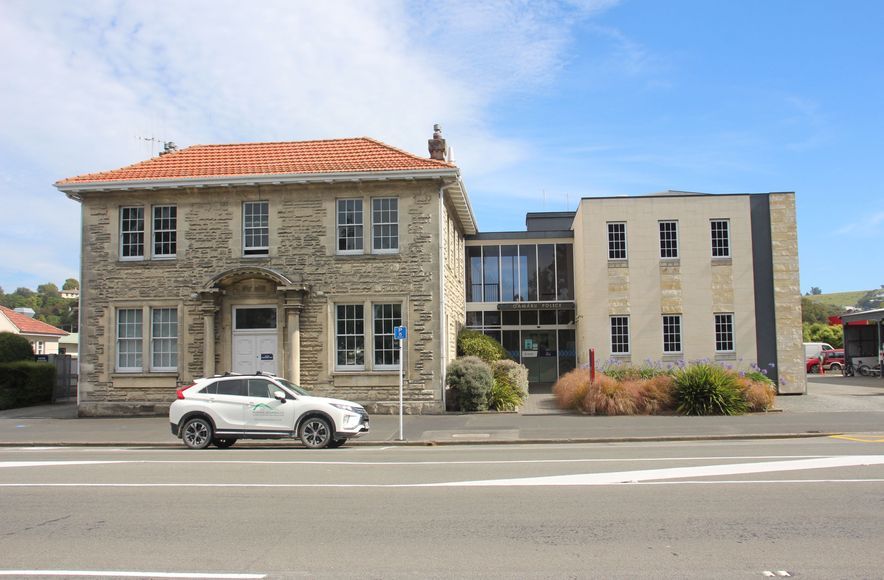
[56,127,474,416]
[0,305,69,355]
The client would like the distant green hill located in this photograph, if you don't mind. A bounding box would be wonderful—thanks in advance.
[806,290,870,309]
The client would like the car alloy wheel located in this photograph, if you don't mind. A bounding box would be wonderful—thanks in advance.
[182,417,212,450]
[300,417,332,449]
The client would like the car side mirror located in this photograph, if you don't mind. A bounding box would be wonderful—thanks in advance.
[273,391,286,402]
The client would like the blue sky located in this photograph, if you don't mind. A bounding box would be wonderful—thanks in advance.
[0,0,881,294]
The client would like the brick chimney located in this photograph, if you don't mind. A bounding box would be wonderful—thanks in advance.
[428,124,447,161]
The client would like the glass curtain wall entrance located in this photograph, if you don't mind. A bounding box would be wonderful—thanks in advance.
[465,242,576,393]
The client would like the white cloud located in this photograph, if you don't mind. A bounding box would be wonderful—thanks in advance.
[0,0,617,289]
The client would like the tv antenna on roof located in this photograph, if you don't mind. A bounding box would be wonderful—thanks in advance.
[137,135,176,157]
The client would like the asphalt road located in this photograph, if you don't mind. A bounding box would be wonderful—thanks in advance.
[1,437,883,579]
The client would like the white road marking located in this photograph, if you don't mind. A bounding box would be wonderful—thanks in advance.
[0,571,265,579]
[0,461,125,468]
[0,455,834,468]
[0,479,883,489]
[425,455,884,486]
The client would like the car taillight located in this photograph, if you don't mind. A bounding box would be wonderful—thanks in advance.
[176,384,196,399]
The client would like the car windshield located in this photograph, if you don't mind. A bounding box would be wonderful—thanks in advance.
[276,378,310,396]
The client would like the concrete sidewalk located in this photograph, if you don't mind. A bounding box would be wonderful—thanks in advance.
[1,375,882,447]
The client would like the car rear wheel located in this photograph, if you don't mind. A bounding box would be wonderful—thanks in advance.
[300,417,332,449]
[829,363,842,372]
[182,417,213,449]
[213,438,237,448]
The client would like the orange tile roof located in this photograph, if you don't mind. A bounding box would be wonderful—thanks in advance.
[56,137,456,185]
[0,306,68,337]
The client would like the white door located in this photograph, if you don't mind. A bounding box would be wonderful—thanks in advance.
[232,306,278,375]
[233,333,278,375]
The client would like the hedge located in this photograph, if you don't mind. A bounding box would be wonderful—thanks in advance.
[0,332,35,363]
[0,361,55,410]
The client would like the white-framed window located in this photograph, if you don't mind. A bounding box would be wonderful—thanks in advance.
[116,308,143,371]
[607,222,627,260]
[335,304,365,370]
[372,197,399,253]
[711,219,730,258]
[151,308,178,371]
[120,207,145,260]
[32,341,45,355]
[662,315,682,353]
[336,198,364,254]
[714,313,735,352]
[659,220,679,259]
[373,303,402,369]
[610,315,630,354]
[116,307,179,372]
[243,201,269,256]
[152,205,177,258]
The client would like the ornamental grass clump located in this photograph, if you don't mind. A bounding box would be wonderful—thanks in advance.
[552,367,593,410]
[632,374,676,414]
[673,363,748,416]
[489,359,529,411]
[583,374,639,416]
[737,373,777,412]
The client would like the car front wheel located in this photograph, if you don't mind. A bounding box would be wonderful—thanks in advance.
[808,364,819,374]
[300,417,332,449]
[182,417,213,450]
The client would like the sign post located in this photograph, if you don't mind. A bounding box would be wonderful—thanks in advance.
[394,325,407,441]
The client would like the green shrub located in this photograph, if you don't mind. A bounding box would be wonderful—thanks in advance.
[489,359,529,411]
[0,332,34,363]
[456,329,508,364]
[445,356,493,412]
[0,361,55,410]
[673,363,748,416]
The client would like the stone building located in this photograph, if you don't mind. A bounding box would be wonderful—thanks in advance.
[56,130,474,416]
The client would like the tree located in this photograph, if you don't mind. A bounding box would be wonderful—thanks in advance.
[62,278,79,291]
[802,297,842,325]
[0,332,34,362]
[803,323,843,348]
[809,286,822,295]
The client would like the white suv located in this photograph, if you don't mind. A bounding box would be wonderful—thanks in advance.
[169,373,370,449]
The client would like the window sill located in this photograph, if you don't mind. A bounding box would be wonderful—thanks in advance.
[711,257,732,265]
[607,260,628,268]
[714,353,737,361]
[659,259,680,267]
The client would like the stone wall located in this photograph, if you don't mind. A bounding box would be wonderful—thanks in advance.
[77,178,450,416]
[769,193,806,394]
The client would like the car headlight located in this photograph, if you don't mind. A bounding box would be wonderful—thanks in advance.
[331,403,362,413]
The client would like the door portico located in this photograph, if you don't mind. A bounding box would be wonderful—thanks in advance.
[198,267,309,381]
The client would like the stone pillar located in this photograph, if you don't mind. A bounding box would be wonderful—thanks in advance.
[198,289,221,378]
[286,306,302,383]
[279,285,309,384]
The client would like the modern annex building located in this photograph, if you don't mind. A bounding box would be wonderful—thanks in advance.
[465,192,805,395]
[56,129,804,416]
